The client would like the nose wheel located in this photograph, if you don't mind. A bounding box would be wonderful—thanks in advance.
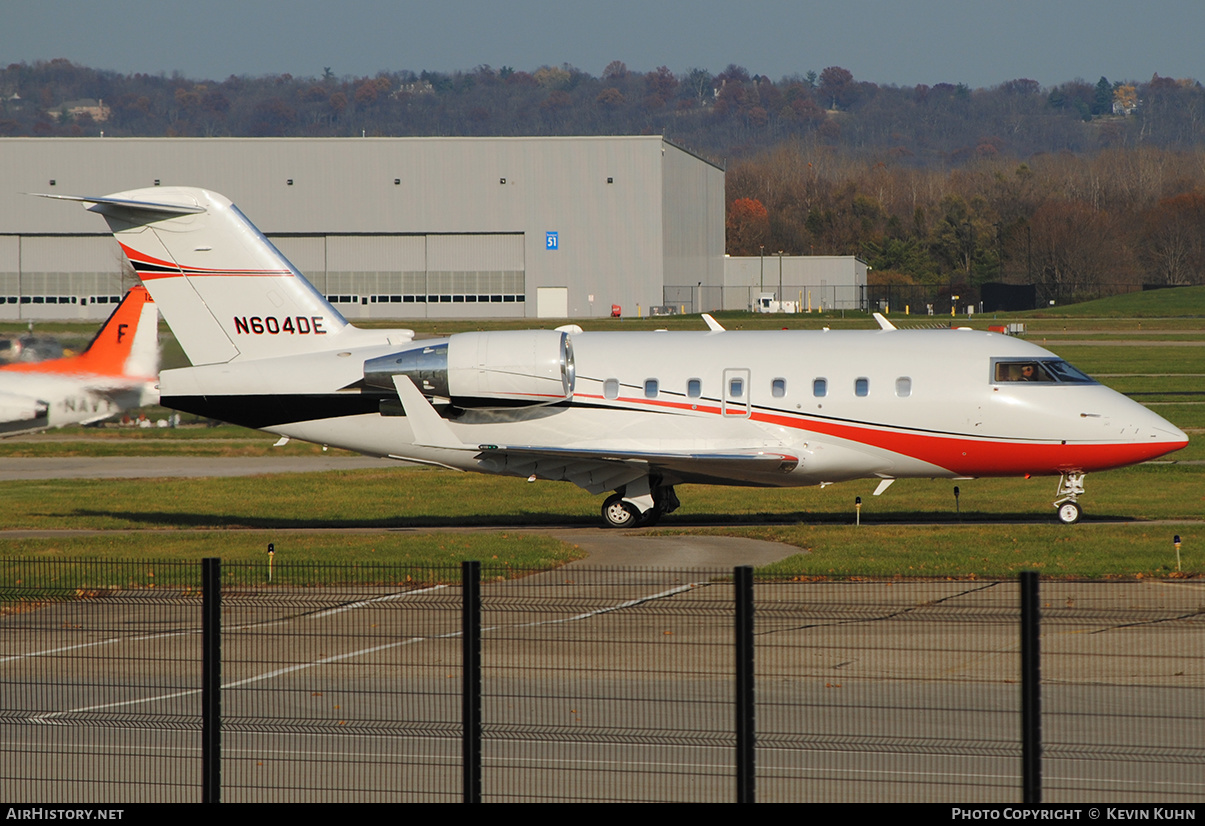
[1054,472,1085,525]
[1056,500,1082,525]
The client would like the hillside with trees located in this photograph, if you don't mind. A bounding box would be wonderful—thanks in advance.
[5,58,1205,305]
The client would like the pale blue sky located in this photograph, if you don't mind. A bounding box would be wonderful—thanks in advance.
[4,1,1202,89]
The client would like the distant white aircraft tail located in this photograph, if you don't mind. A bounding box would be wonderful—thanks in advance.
[39,187,352,366]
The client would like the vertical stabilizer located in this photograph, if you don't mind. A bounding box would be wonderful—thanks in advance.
[2,286,159,380]
[43,188,352,366]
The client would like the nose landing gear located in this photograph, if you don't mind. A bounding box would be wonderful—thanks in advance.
[1054,472,1085,524]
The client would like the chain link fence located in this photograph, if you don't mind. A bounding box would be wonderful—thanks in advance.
[2,560,1201,803]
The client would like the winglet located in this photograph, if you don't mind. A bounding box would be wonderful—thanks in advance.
[873,312,897,331]
[391,375,470,449]
[702,313,725,332]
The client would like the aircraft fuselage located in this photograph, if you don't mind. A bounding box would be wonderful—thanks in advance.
[159,327,1186,489]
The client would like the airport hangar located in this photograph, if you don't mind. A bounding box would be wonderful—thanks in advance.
[0,136,866,321]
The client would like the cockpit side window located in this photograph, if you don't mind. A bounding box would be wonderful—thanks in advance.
[992,359,1096,384]
[1043,360,1094,383]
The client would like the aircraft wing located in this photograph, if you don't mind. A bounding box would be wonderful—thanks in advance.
[388,373,798,491]
[473,445,799,494]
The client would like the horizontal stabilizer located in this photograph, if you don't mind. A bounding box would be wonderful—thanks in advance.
[32,192,206,215]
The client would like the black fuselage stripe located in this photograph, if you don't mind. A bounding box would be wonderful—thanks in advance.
[162,394,388,428]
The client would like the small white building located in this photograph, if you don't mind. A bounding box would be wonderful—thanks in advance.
[681,254,869,312]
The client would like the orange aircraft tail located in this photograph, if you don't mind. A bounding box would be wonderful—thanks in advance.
[2,287,158,378]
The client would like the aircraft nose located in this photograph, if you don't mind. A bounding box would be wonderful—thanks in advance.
[1151,422,1189,448]
[1131,411,1189,459]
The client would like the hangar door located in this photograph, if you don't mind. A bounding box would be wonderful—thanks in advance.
[320,233,525,319]
[536,287,568,318]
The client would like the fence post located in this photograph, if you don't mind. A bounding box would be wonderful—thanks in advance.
[462,560,482,803]
[202,557,221,804]
[734,565,755,803]
[1020,570,1042,804]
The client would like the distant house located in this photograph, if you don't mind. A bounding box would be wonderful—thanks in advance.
[48,98,111,122]
[394,81,434,97]
[1112,85,1138,116]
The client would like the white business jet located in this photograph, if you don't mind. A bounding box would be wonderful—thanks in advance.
[44,188,1186,526]
[0,286,158,437]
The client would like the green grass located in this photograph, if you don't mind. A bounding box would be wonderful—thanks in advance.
[0,531,579,567]
[743,523,1201,579]
[1036,345,1205,375]
[0,468,595,531]
[1019,285,1205,318]
[2,464,1200,582]
[0,462,1198,531]
[1146,403,1205,430]
[0,433,356,458]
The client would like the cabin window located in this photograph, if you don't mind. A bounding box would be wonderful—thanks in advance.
[855,377,869,397]
[603,378,619,400]
[729,377,744,398]
[644,379,659,399]
[896,377,912,398]
[771,378,787,398]
[687,378,702,398]
[813,378,827,397]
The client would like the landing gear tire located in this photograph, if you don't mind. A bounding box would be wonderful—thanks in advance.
[602,494,641,529]
[1056,501,1082,525]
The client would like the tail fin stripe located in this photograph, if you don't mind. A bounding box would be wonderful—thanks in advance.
[120,242,291,280]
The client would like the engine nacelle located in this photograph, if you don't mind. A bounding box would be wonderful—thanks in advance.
[364,330,574,408]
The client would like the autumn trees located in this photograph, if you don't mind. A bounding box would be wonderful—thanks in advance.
[7,60,1205,166]
[726,142,1205,301]
[9,58,1205,302]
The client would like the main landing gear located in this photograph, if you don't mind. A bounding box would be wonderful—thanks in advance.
[1053,472,1085,525]
[601,478,680,528]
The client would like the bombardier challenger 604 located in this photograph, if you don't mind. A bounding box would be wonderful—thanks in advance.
[42,187,1187,526]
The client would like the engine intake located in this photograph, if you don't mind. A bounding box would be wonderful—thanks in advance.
[364,330,574,408]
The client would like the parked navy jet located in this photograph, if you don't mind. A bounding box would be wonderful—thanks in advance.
[0,286,158,436]
[45,188,1187,525]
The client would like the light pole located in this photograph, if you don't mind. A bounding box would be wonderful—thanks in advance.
[777,250,784,305]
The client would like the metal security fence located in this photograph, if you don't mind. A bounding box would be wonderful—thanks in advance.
[0,560,203,803]
[1,560,1202,803]
[478,565,741,802]
[216,566,465,803]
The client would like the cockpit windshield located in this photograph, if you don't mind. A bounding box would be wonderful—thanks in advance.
[992,359,1096,384]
